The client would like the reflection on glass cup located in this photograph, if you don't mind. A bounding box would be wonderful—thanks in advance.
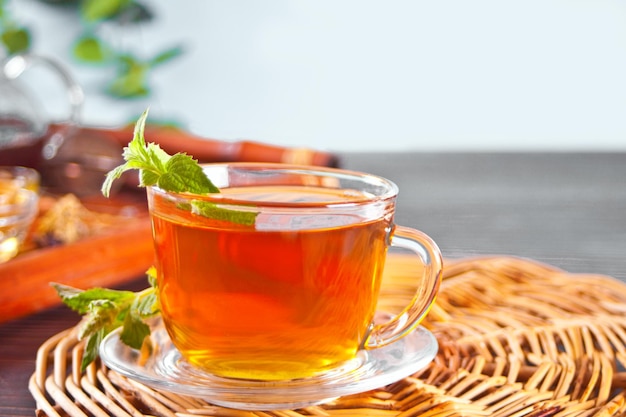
[147,163,443,381]
[0,187,39,263]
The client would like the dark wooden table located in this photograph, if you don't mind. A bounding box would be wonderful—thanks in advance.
[2,152,625,416]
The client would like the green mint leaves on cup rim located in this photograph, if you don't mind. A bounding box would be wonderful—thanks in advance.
[101,108,258,226]
[190,201,257,226]
[101,108,219,197]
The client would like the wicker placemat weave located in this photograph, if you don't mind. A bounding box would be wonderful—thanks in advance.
[30,255,626,417]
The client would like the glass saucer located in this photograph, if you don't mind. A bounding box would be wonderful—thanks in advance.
[100,317,438,411]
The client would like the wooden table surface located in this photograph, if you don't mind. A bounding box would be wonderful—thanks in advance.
[2,152,625,416]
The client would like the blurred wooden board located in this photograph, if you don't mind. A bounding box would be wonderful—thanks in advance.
[0,192,154,323]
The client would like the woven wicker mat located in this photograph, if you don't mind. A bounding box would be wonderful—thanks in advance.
[30,255,626,417]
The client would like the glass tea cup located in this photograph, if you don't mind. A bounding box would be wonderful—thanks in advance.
[0,166,40,196]
[146,163,443,381]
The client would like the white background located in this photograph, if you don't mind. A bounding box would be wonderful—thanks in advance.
[11,0,626,152]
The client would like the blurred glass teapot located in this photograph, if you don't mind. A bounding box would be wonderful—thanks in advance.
[0,54,123,196]
[0,54,83,163]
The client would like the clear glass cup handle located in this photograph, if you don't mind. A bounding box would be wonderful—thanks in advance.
[363,225,443,350]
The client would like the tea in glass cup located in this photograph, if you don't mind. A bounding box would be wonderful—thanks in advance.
[147,163,442,381]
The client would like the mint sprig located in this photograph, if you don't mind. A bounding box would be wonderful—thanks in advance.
[102,108,219,197]
[51,267,159,370]
[101,108,258,226]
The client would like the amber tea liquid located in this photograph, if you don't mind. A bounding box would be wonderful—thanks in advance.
[149,185,391,380]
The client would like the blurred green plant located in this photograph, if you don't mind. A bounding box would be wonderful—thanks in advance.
[0,0,183,98]
[0,0,32,54]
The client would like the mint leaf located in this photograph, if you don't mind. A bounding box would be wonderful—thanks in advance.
[78,299,118,340]
[159,153,219,193]
[52,283,134,315]
[81,0,127,22]
[82,329,105,371]
[120,313,151,349]
[73,35,110,63]
[135,291,158,316]
[191,201,257,226]
[1,27,31,54]
[150,46,184,67]
[146,266,157,287]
